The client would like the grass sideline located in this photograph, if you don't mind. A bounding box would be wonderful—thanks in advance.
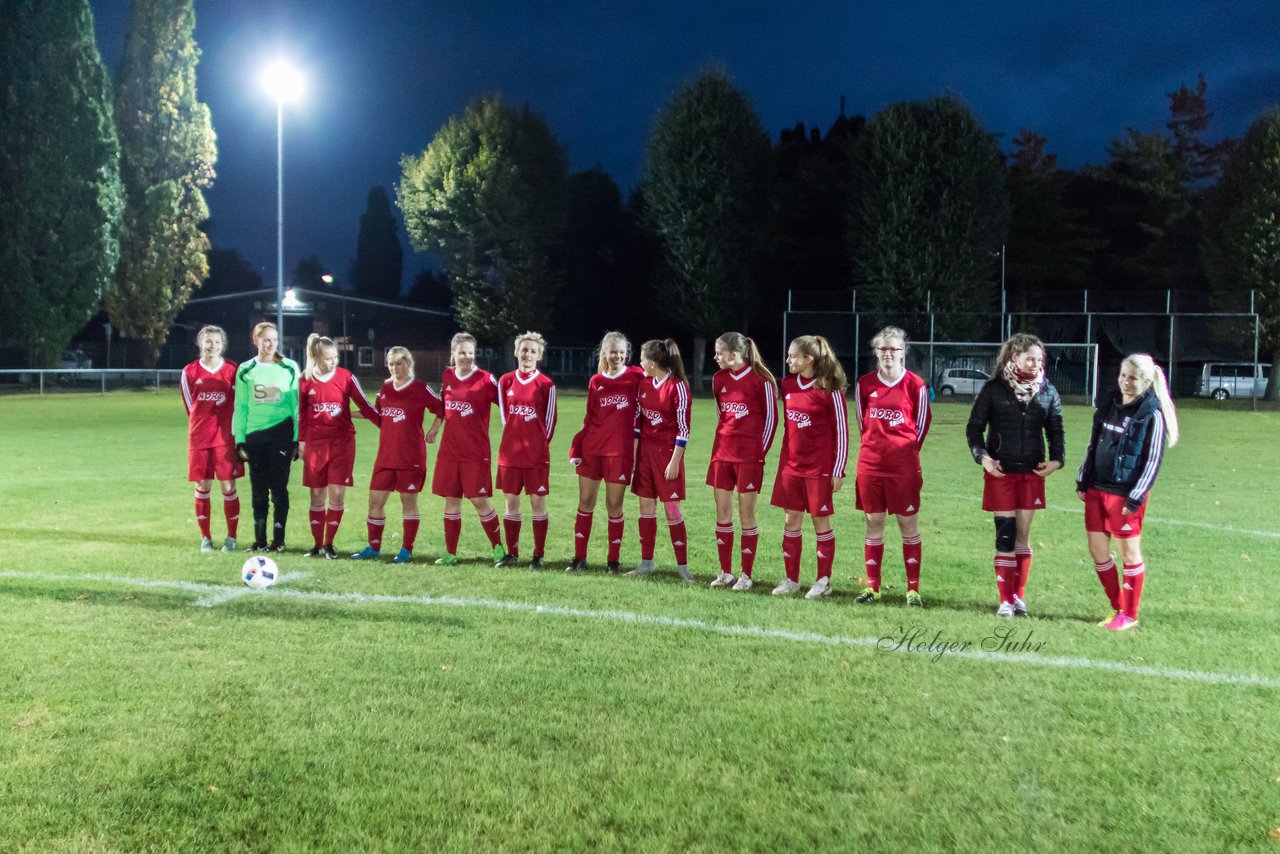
[2,391,1278,851]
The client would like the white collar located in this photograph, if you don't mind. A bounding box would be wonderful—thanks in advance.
[392,377,414,391]
[255,356,276,365]
[312,368,336,383]
[198,357,224,374]
[454,366,476,381]
[516,369,540,385]
[651,371,670,388]
[729,366,752,381]
[877,370,905,388]
[602,366,628,379]
[797,375,816,390]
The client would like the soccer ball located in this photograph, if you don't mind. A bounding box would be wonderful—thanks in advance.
[242,555,279,590]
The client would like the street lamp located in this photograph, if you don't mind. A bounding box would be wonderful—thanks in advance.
[262,61,304,341]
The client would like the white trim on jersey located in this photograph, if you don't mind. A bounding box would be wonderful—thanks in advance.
[652,372,670,388]
[832,389,849,476]
[516,369,540,386]
[544,384,557,441]
[180,370,194,412]
[350,374,379,416]
[1130,411,1165,503]
[797,376,816,391]
[730,366,753,381]
[675,381,690,442]
[198,358,225,375]
[761,380,777,452]
[393,378,414,392]
[876,370,906,388]
[454,366,477,381]
[853,382,865,433]
[312,369,336,383]
[915,383,931,445]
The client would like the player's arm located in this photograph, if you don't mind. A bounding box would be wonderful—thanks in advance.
[916,378,932,446]
[831,388,849,485]
[966,383,994,464]
[349,374,381,426]
[1124,411,1166,512]
[761,380,778,455]
[544,382,557,444]
[424,382,444,442]
[1045,385,1066,465]
[232,364,251,443]
[852,378,865,433]
[180,367,195,416]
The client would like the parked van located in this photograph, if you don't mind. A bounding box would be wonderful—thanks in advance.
[1197,362,1270,399]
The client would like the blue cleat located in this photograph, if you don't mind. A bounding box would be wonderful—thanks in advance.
[392,547,413,564]
[351,546,381,560]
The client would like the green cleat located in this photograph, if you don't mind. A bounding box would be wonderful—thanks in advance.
[492,545,508,567]
[220,537,238,553]
[435,553,459,566]
[906,590,924,608]
[854,587,881,604]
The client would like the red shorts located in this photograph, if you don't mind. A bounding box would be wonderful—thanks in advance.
[370,466,425,494]
[1084,488,1147,538]
[982,471,1047,512]
[706,460,765,493]
[575,454,633,485]
[631,442,685,500]
[770,473,836,517]
[432,457,494,499]
[855,472,922,516]
[496,465,550,496]
[188,445,243,482]
[302,436,356,488]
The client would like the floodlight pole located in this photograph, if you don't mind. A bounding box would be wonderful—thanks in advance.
[275,100,285,339]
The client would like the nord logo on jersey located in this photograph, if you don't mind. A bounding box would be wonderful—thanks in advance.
[599,394,630,410]
[195,391,226,404]
[786,410,812,428]
[868,407,905,427]
[382,406,407,423]
[445,400,474,416]
[311,401,343,417]
[640,407,664,426]
[508,403,538,421]
[720,401,750,419]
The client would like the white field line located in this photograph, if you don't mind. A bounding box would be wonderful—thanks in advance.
[1,570,1278,690]
[929,492,1280,539]
[192,571,312,607]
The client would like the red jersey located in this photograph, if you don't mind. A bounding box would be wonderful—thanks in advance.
[299,367,381,442]
[710,366,777,463]
[853,370,931,476]
[181,358,237,449]
[776,375,849,479]
[569,365,645,459]
[438,366,500,463]
[636,373,691,449]
[497,369,557,468]
[373,378,443,471]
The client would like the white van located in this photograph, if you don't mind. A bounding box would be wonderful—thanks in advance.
[1197,362,1270,399]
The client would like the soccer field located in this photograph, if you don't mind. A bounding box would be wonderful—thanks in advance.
[2,391,1277,851]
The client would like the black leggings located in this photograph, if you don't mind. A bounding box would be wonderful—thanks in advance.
[245,418,294,543]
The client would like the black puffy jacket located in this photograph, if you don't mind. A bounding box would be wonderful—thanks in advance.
[965,378,1065,473]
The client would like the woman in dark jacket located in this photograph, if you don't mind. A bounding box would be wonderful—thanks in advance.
[966,333,1065,618]
[1076,353,1179,631]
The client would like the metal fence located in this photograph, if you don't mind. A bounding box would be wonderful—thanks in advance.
[0,369,183,395]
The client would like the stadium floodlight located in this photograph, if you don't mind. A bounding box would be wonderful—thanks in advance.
[262,61,304,342]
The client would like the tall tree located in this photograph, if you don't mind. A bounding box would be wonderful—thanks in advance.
[105,0,216,366]
[397,96,568,343]
[643,69,772,388]
[557,168,626,341]
[1202,110,1280,399]
[202,247,263,296]
[0,0,124,367]
[849,96,1008,340]
[291,255,331,290]
[351,185,403,299]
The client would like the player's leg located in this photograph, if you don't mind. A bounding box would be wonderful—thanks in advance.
[569,474,600,570]
[603,480,628,572]
[711,486,736,586]
[860,511,887,600]
[630,496,658,575]
[1089,530,1122,619]
[528,493,548,568]
[437,496,463,565]
[469,495,505,564]
[193,476,214,548]
[899,512,923,607]
[733,490,760,589]
[664,499,692,582]
[774,509,804,595]
[353,489,390,558]
[244,432,272,550]
[1113,531,1145,625]
[993,512,1018,616]
[322,484,346,556]
[306,486,328,555]
[501,491,522,565]
[806,514,835,599]
[265,422,293,551]
[217,478,240,550]
[392,491,420,563]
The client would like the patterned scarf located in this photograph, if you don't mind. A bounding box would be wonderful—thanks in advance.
[1002,361,1044,404]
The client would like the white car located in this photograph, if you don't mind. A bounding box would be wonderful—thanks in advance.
[936,368,989,396]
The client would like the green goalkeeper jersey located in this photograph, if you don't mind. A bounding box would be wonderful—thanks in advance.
[233,357,301,442]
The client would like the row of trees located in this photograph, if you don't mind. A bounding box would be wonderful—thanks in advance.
[0,0,214,367]
[395,71,1280,395]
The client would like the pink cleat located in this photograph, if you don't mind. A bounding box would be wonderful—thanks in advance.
[1102,613,1139,631]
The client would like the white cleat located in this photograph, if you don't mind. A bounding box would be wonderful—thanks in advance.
[709,571,735,588]
[772,578,801,597]
[626,562,656,577]
[805,577,832,599]
[731,575,754,592]
[997,601,1016,618]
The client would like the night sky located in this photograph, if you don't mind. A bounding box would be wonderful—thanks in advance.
[86,0,1277,291]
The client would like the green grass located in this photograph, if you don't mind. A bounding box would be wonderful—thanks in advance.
[2,391,1278,852]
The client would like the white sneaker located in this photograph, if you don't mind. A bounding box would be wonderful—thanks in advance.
[805,577,832,599]
[731,575,754,591]
[709,571,735,588]
[677,565,695,583]
[772,578,801,596]
[997,601,1016,618]
[626,562,655,576]
[1012,594,1028,616]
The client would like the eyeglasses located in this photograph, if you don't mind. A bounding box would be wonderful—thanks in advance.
[875,347,904,354]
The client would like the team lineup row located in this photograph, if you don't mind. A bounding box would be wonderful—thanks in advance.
[181,323,1179,630]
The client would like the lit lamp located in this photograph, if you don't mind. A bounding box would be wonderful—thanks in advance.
[262,61,304,340]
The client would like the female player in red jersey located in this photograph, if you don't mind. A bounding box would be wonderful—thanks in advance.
[566,331,645,573]
[299,333,381,558]
[627,339,694,581]
[770,335,849,598]
[181,325,242,552]
[352,347,443,563]
[427,332,508,566]
[1076,354,1179,631]
[851,326,932,606]
[496,331,558,568]
[706,332,777,591]
[966,333,1065,617]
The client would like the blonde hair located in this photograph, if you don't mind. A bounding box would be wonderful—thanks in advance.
[871,325,908,352]
[449,332,477,366]
[640,339,689,386]
[303,333,337,380]
[791,335,847,391]
[717,331,776,391]
[514,331,547,358]
[995,332,1044,375]
[596,331,630,375]
[195,325,227,351]
[1121,353,1180,447]
[251,321,283,363]
[385,346,414,377]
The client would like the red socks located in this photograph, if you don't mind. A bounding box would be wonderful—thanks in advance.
[782,530,802,582]
[574,510,592,560]
[994,554,1017,604]
[607,515,624,563]
[668,516,688,565]
[309,504,326,548]
[715,522,735,574]
[194,490,212,539]
[504,513,522,556]
[367,516,385,551]
[1015,547,1033,598]
[223,491,240,539]
[739,526,758,578]
[324,504,344,546]
[815,530,836,580]
[1122,562,1146,618]
[478,509,502,548]
[638,513,657,561]
[903,534,922,592]
[443,512,462,554]
[864,536,884,592]
[532,513,548,556]
[1095,559,1121,610]
[402,515,419,552]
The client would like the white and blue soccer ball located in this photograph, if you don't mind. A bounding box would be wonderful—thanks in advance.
[241,555,279,590]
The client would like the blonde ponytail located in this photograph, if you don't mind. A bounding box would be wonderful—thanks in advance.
[304,334,336,380]
[1124,354,1179,448]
